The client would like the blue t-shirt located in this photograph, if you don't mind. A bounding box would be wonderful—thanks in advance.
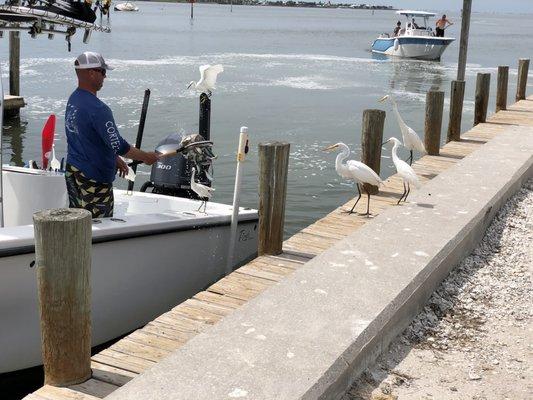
[65,88,130,183]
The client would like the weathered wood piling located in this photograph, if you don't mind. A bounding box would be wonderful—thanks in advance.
[447,80,465,142]
[496,66,509,112]
[258,142,290,256]
[33,208,92,387]
[361,109,385,194]
[424,90,444,155]
[516,58,530,102]
[474,72,491,126]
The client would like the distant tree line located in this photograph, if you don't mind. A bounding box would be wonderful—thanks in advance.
[151,0,394,10]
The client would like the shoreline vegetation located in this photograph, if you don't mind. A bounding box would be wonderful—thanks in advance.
[145,0,395,10]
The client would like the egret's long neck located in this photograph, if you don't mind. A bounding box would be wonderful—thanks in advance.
[390,97,407,127]
[335,145,350,173]
[191,169,196,182]
[391,141,400,164]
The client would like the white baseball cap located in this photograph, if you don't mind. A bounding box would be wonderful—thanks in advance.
[74,51,114,70]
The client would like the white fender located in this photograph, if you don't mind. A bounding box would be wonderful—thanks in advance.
[394,38,400,51]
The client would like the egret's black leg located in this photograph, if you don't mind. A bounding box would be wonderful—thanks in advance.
[403,183,411,202]
[365,192,371,216]
[409,150,413,166]
[197,201,204,212]
[349,183,362,214]
[397,181,407,204]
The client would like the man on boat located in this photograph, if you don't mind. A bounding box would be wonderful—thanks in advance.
[435,14,453,37]
[65,51,159,218]
[393,21,402,36]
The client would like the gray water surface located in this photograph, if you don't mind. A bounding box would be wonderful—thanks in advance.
[1,4,532,236]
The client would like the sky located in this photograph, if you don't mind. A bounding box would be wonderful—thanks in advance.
[340,1,533,13]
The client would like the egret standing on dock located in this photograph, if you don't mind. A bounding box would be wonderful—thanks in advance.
[383,137,421,204]
[323,142,383,216]
[187,64,224,97]
[379,94,425,165]
[191,166,214,212]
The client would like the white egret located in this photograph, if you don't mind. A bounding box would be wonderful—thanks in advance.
[187,64,224,97]
[383,137,421,204]
[50,144,60,171]
[190,167,215,212]
[379,94,426,165]
[323,142,383,216]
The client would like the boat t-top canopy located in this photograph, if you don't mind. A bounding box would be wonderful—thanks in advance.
[396,10,436,18]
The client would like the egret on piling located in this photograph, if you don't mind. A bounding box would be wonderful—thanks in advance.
[379,94,425,165]
[190,167,215,212]
[323,142,383,216]
[187,64,224,97]
[382,137,421,204]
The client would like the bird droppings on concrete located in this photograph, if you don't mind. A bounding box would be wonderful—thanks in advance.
[413,251,429,257]
[314,289,328,295]
[344,179,532,400]
[228,388,248,398]
[244,328,255,335]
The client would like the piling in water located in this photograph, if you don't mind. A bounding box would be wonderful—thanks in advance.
[258,142,290,256]
[361,109,385,195]
[516,59,530,102]
[425,90,444,155]
[474,73,491,126]
[447,80,465,143]
[496,66,509,112]
[33,208,92,386]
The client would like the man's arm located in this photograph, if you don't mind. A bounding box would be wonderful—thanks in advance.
[124,146,159,165]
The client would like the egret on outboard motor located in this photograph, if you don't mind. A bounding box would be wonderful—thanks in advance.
[140,132,216,200]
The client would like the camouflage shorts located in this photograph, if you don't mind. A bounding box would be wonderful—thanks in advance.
[65,164,114,218]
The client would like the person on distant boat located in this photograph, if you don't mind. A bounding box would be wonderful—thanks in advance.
[64,52,159,218]
[436,14,453,37]
[393,21,402,36]
[411,18,419,29]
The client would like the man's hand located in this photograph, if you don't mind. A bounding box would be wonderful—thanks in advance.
[116,156,129,178]
[142,152,160,166]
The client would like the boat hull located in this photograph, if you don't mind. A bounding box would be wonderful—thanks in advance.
[0,167,258,373]
[0,216,257,373]
[371,36,454,61]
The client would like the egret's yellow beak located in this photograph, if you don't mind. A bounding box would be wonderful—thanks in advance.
[378,95,389,103]
[322,144,338,152]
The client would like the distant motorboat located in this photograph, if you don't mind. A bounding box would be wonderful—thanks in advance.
[114,1,139,11]
[371,10,455,61]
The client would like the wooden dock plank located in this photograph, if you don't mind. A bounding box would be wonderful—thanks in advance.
[35,385,100,400]
[68,379,119,399]
[90,361,137,386]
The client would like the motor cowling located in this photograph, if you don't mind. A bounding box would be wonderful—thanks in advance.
[141,132,214,199]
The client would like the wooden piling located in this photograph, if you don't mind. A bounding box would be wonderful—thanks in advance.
[516,59,530,101]
[474,73,491,126]
[457,0,472,81]
[258,142,290,256]
[33,208,92,387]
[496,66,509,112]
[424,90,444,155]
[361,109,385,194]
[9,31,20,97]
[447,80,465,142]
[199,93,211,140]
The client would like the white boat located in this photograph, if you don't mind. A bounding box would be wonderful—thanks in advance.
[114,2,139,11]
[371,10,455,61]
[0,165,258,373]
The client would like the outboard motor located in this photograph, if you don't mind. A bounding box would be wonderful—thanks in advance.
[140,132,215,199]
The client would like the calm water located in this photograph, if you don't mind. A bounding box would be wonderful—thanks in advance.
[1,4,532,236]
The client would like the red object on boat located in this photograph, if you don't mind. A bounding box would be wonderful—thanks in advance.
[41,114,56,170]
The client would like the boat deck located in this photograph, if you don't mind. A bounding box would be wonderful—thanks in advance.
[22,96,533,400]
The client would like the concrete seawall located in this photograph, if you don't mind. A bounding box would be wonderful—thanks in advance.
[105,124,532,399]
